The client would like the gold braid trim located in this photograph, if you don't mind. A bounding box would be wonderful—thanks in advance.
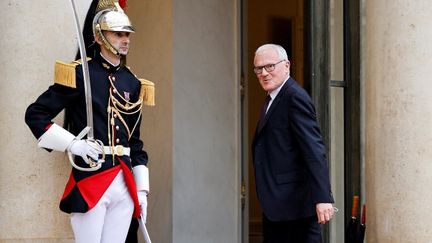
[54,58,92,88]
[139,79,155,106]
[54,61,77,88]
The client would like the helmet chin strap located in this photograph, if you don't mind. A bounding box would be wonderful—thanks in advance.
[98,33,127,67]
[95,25,120,56]
[102,35,119,56]
[102,35,128,59]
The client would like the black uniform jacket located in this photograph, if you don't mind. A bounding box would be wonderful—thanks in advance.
[252,77,334,221]
[25,52,148,216]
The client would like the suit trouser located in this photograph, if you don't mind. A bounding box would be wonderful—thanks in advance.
[71,171,134,243]
[263,214,322,243]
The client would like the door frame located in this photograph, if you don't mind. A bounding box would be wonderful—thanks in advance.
[304,1,331,241]
[305,0,362,242]
[240,0,362,242]
[343,0,362,231]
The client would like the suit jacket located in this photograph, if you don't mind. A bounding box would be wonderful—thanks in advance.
[252,77,334,221]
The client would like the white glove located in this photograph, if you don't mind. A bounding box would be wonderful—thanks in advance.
[68,140,101,164]
[138,190,148,223]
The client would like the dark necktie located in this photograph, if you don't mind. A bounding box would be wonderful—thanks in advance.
[258,95,271,130]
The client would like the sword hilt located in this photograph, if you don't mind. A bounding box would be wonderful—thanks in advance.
[68,127,105,172]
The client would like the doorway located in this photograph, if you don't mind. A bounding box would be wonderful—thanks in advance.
[241,0,361,242]
[243,1,306,242]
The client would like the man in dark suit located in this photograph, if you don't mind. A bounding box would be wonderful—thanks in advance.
[251,44,335,243]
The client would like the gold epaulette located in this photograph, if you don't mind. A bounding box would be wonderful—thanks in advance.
[139,79,155,106]
[54,60,78,88]
[54,58,91,88]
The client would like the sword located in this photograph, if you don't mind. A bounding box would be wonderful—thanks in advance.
[138,214,152,243]
[69,0,93,137]
[68,0,105,171]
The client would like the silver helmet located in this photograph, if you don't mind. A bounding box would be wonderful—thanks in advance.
[92,1,134,56]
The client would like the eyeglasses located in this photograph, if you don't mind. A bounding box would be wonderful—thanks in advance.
[253,60,285,74]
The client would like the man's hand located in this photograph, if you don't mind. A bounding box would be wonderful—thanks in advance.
[68,140,101,164]
[316,203,334,224]
[138,191,148,223]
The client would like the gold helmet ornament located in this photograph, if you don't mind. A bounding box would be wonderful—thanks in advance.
[93,0,134,56]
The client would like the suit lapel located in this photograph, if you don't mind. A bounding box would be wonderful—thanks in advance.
[255,78,294,135]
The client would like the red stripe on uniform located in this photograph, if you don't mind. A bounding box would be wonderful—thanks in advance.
[45,123,53,131]
[77,166,121,210]
[118,158,141,218]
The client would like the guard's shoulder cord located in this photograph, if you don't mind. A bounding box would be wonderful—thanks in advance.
[107,75,142,143]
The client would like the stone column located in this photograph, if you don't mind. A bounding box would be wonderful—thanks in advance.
[127,0,173,242]
[0,0,90,241]
[129,0,241,242]
[365,1,432,242]
[171,1,240,242]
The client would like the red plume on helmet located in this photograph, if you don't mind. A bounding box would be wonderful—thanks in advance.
[119,0,127,9]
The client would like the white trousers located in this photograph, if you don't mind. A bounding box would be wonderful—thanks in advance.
[70,171,134,243]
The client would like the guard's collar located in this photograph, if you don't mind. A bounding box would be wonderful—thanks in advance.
[96,52,123,72]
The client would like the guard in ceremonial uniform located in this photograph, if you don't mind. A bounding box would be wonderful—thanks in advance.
[24,0,154,242]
